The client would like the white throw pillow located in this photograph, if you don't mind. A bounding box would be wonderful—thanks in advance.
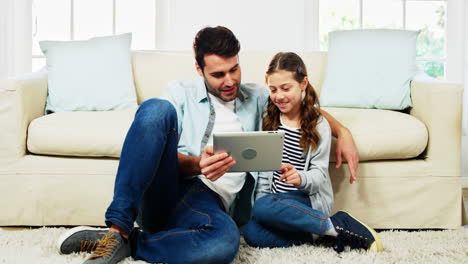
[40,33,138,113]
[320,29,420,110]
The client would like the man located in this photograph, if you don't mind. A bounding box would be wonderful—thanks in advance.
[57,26,363,264]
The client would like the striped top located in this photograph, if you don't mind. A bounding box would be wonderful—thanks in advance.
[272,125,306,193]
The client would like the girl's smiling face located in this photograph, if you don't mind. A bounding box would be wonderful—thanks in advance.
[267,70,307,117]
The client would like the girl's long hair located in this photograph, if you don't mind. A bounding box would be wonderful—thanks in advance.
[263,52,321,152]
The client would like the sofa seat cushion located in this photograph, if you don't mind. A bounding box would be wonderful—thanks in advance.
[324,107,428,162]
[27,107,428,161]
[27,110,135,158]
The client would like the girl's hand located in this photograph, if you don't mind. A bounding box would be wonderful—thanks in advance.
[278,164,301,186]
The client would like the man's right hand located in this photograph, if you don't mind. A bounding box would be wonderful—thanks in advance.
[199,145,236,181]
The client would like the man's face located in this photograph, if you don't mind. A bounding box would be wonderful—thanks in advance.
[197,54,241,102]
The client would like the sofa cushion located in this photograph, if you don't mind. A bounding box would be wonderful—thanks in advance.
[27,107,428,161]
[27,110,136,158]
[39,33,138,113]
[320,29,419,110]
[324,107,428,162]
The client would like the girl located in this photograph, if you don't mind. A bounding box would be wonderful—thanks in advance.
[243,52,383,253]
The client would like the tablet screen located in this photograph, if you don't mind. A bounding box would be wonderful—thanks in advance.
[213,131,284,172]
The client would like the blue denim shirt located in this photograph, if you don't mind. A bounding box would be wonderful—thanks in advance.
[162,77,268,156]
[162,77,269,224]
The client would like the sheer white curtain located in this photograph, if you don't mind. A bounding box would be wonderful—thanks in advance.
[0,0,32,79]
[462,1,468,187]
[464,6,468,136]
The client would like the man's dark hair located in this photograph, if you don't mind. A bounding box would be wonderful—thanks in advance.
[193,26,241,70]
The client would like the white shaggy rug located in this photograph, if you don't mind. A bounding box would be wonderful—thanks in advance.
[0,227,467,264]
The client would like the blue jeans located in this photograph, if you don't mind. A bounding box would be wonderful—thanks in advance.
[243,191,330,248]
[105,98,240,264]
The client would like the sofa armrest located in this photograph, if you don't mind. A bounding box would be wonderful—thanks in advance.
[0,77,48,159]
[409,80,463,176]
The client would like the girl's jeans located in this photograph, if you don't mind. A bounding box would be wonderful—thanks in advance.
[243,190,330,248]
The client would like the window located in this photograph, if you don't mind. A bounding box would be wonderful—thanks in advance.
[32,0,155,71]
[32,0,450,80]
[319,0,447,79]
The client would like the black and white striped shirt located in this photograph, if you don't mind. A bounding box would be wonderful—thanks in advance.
[272,125,306,193]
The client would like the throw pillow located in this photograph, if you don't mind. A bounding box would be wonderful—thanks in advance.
[319,29,420,110]
[40,33,138,113]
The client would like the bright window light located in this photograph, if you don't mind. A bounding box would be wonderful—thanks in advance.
[363,0,403,29]
[74,0,113,40]
[319,0,360,50]
[115,0,155,50]
[32,0,70,56]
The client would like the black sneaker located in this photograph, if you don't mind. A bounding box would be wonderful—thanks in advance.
[57,226,108,254]
[330,211,383,253]
[83,232,131,264]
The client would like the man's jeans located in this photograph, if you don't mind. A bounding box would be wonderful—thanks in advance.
[104,98,239,264]
[243,191,330,248]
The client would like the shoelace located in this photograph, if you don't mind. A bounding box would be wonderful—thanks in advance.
[79,240,98,253]
[333,227,370,253]
[79,232,107,252]
[89,232,121,259]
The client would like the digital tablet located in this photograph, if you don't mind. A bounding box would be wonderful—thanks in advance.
[213,131,285,172]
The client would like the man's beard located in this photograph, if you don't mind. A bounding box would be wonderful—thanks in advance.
[204,80,238,102]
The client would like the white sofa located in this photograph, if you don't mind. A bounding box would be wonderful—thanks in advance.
[0,50,465,228]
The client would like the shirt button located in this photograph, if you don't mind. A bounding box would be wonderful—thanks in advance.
[210,112,215,116]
